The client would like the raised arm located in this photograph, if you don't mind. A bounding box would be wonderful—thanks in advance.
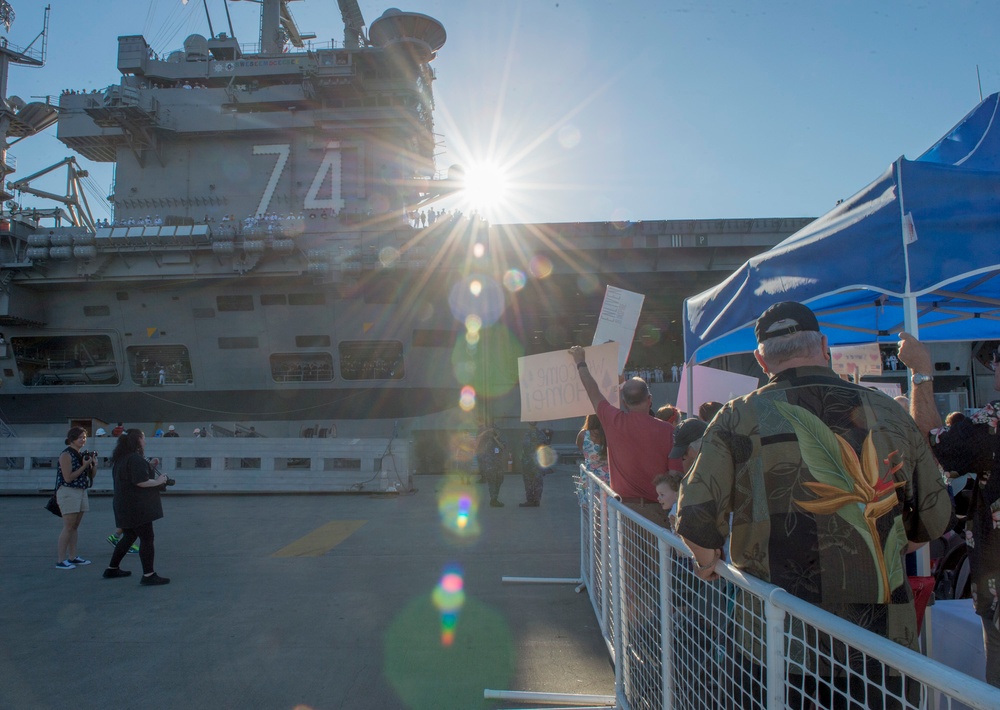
[896,331,942,436]
[569,345,607,413]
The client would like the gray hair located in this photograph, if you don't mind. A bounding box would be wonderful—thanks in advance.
[758,330,825,368]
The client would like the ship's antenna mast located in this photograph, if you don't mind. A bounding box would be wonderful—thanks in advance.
[337,0,369,49]
[0,2,49,206]
[222,0,236,38]
[201,0,216,39]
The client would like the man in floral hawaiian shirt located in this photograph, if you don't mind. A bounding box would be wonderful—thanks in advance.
[676,302,953,704]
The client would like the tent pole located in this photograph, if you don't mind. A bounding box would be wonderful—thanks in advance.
[898,160,931,577]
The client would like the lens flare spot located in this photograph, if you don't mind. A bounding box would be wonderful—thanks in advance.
[528,255,553,279]
[459,386,476,412]
[473,242,486,258]
[637,323,662,346]
[465,315,482,334]
[432,567,466,646]
[379,246,400,267]
[503,269,526,292]
[448,274,505,327]
[535,445,558,469]
[576,272,601,294]
[465,331,480,346]
[438,485,480,539]
[557,123,582,149]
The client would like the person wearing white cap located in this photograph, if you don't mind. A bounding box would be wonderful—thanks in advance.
[164,425,179,438]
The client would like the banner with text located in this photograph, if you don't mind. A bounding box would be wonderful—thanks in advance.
[830,342,883,380]
[518,342,620,422]
[592,286,645,374]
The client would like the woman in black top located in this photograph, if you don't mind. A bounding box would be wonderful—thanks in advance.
[103,429,171,585]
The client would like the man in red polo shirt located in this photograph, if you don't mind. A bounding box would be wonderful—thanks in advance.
[569,345,682,524]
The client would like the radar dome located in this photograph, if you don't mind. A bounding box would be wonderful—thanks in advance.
[369,9,446,64]
[183,34,209,61]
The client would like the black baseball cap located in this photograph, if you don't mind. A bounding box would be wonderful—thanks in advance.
[669,418,709,458]
[754,301,820,343]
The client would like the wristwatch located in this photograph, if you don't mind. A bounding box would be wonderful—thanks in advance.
[911,373,934,385]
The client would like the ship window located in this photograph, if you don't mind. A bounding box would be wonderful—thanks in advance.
[339,341,404,380]
[261,294,287,306]
[216,295,254,311]
[288,293,326,306]
[218,337,259,349]
[84,305,111,317]
[116,292,129,301]
[126,345,193,386]
[11,335,120,387]
[295,335,330,347]
[270,352,334,382]
[412,329,457,347]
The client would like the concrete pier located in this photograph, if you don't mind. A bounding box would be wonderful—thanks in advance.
[0,468,613,709]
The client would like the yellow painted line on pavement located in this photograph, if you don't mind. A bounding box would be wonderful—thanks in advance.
[272,520,367,557]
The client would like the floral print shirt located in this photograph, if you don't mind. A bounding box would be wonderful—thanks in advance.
[677,365,953,651]
[581,430,610,482]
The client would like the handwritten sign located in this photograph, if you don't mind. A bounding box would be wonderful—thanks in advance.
[518,342,619,422]
[830,343,883,379]
[592,286,644,374]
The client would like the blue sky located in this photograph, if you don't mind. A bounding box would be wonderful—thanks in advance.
[7,0,1000,225]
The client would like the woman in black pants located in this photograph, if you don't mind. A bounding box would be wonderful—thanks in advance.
[103,429,171,585]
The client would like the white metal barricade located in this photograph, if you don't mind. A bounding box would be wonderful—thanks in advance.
[574,465,1000,710]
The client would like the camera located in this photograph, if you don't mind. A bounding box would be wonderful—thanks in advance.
[164,477,176,487]
[82,450,99,462]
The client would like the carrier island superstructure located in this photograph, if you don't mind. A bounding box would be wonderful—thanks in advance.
[0,1,815,464]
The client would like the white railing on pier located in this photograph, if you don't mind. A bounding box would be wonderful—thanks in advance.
[0,437,410,494]
[575,466,1000,710]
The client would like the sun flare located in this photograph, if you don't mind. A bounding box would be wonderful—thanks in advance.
[460,162,510,215]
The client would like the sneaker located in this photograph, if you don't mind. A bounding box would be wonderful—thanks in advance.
[140,573,170,586]
[128,543,140,554]
[68,557,91,565]
[55,560,76,570]
[103,568,132,579]
[489,499,504,507]
[107,534,122,547]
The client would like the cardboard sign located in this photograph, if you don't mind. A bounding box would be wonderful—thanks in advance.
[592,286,644,374]
[518,342,619,422]
[675,364,760,417]
[830,343,883,379]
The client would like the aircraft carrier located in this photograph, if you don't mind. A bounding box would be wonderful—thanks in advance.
[0,1,812,462]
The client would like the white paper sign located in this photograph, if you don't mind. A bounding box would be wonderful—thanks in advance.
[592,286,645,374]
[675,365,761,417]
[830,343,883,379]
[518,342,620,422]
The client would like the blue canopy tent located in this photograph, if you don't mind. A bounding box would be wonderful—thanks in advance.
[684,92,1000,365]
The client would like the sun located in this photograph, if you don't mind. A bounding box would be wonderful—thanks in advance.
[459,161,510,216]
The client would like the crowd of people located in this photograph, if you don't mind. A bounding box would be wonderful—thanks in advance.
[565,301,997,699]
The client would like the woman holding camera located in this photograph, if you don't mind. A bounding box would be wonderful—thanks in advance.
[103,429,171,585]
[55,426,96,569]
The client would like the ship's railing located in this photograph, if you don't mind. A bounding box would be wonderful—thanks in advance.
[576,467,1000,710]
[0,438,410,494]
